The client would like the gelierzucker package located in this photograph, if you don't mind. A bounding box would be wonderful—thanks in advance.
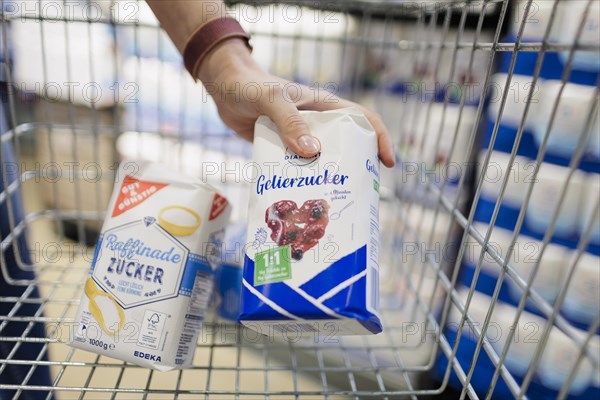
[69,161,231,371]
[239,108,382,335]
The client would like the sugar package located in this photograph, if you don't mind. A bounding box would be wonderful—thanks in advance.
[239,108,382,335]
[69,161,231,371]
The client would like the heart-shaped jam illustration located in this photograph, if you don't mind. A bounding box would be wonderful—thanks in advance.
[265,199,330,260]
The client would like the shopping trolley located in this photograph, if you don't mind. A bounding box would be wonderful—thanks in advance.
[1,0,599,398]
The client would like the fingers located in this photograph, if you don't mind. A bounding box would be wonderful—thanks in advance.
[259,87,321,157]
[361,108,396,168]
[297,89,396,167]
[259,83,396,167]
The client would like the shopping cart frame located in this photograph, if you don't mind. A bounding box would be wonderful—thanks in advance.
[1,0,599,398]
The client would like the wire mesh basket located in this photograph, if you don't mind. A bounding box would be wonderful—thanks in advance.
[1,0,599,399]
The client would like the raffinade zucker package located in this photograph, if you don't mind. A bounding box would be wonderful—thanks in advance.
[69,161,231,371]
[239,108,382,335]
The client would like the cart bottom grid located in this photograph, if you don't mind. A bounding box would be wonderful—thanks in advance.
[1,156,455,399]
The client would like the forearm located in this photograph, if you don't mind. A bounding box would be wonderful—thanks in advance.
[146,0,228,53]
[146,0,254,83]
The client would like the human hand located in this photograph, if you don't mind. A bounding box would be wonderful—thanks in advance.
[197,39,395,168]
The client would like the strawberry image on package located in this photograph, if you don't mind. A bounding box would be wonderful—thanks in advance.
[69,162,231,371]
[240,108,382,335]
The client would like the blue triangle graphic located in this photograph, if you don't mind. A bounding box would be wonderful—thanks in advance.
[144,216,156,227]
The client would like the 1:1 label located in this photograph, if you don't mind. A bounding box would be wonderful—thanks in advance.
[254,246,292,286]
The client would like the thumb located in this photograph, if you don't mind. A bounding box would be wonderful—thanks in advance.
[261,95,321,157]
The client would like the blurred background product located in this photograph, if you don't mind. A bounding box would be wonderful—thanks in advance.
[0,0,598,399]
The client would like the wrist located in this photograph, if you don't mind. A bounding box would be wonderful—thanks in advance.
[182,16,253,84]
[196,38,256,85]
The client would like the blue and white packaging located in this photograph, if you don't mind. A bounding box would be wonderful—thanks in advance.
[532,81,598,158]
[408,102,477,172]
[589,111,600,160]
[493,303,545,377]
[69,162,231,371]
[511,0,561,42]
[556,0,600,72]
[580,173,600,245]
[539,329,599,395]
[478,151,534,208]
[525,162,585,237]
[239,109,382,335]
[488,73,541,130]
[563,252,600,325]
[463,223,515,276]
[507,242,568,304]
[214,221,246,321]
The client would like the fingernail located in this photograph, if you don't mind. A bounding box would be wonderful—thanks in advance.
[297,135,320,154]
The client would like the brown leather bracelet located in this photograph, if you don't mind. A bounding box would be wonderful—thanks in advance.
[183,17,252,79]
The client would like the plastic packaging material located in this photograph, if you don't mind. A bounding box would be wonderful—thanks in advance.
[70,161,231,371]
[240,109,382,336]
